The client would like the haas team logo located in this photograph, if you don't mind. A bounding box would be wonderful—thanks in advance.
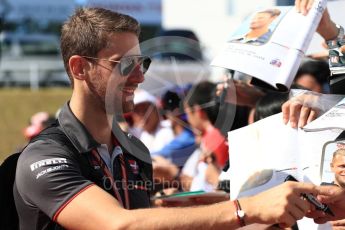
[270,59,282,67]
[128,159,139,174]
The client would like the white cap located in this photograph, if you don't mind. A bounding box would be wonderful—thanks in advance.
[133,89,157,105]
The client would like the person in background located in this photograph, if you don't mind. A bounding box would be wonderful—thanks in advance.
[23,112,55,140]
[151,87,196,166]
[182,81,228,192]
[253,91,289,123]
[294,59,330,93]
[129,89,157,138]
[152,82,226,193]
[131,89,174,153]
[185,81,228,169]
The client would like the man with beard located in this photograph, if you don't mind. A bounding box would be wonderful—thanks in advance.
[14,7,318,230]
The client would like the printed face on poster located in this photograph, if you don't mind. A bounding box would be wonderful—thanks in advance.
[321,140,345,187]
[229,8,289,46]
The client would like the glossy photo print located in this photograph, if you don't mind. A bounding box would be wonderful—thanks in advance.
[229,7,289,46]
[320,140,345,187]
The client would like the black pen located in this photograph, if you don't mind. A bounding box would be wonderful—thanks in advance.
[284,175,335,216]
[302,193,335,216]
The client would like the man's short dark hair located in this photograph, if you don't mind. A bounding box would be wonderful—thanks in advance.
[254,91,289,122]
[185,81,220,124]
[295,60,330,86]
[60,7,140,87]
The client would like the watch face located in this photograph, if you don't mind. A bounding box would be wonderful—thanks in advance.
[238,210,245,218]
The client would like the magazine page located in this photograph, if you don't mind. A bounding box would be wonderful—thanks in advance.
[227,113,340,229]
[297,129,341,184]
[211,0,326,90]
[228,113,340,198]
[294,129,341,230]
[228,113,299,200]
[303,96,345,132]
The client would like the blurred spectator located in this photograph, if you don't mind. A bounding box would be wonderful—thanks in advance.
[129,89,155,138]
[131,89,174,153]
[183,81,228,191]
[153,82,229,192]
[115,114,130,133]
[248,91,289,124]
[294,59,330,93]
[23,112,55,140]
[253,91,289,122]
[184,81,228,168]
[151,87,196,166]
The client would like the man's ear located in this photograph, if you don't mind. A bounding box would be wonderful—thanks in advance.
[330,162,335,172]
[69,55,89,80]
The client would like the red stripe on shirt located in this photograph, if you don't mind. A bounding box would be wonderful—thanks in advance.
[52,183,95,221]
[134,185,147,191]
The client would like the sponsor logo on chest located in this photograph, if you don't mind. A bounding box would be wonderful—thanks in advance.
[128,159,139,174]
[30,158,67,171]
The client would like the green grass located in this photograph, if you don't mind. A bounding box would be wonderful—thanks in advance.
[0,88,72,163]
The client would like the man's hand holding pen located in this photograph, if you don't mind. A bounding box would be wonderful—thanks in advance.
[307,185,345,224]
[237,182,318,228]
[302,193,335,216]
[284,175,335,217]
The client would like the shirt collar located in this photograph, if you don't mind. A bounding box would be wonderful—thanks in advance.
[58,102,100,153]
[58,102,152,164]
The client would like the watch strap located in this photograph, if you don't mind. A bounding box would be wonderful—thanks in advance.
[327,24,344,43]
[233,199,246,227]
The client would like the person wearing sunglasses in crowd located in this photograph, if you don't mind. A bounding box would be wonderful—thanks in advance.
[14,7,322,230]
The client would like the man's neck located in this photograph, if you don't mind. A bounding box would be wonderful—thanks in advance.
[70,91,114,152]
[246,28,269,40]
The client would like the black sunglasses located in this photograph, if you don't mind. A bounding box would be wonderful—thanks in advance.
[82,55,151,76]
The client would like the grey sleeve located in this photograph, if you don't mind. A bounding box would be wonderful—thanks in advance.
[15,140,94,220]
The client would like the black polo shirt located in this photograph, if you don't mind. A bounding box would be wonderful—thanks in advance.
[14,102,153,230]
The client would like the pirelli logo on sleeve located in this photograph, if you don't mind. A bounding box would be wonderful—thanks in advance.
[30,158,68,171]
